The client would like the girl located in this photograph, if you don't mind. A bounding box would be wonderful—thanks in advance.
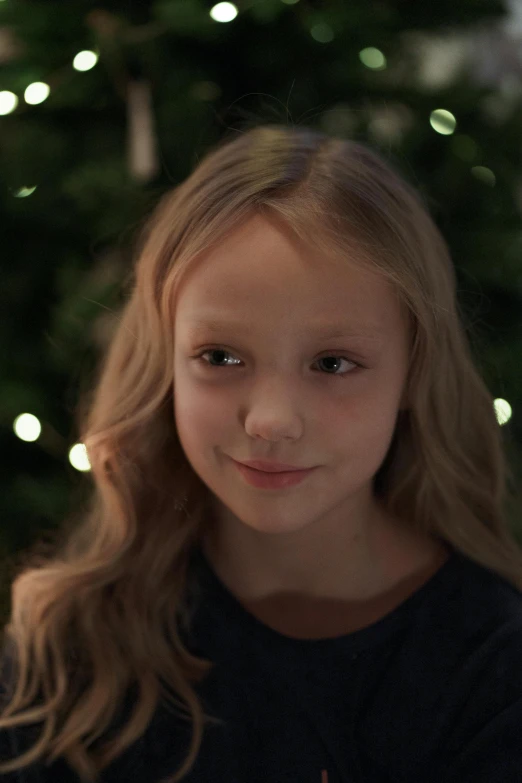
[1,123,522,783]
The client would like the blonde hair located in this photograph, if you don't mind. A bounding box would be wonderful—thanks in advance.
[1,122,521,782]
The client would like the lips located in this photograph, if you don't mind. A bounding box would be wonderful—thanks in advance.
[237,459,312,473]
[232,459,317,490]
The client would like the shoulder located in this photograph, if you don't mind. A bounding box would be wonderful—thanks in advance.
[434,554,522,776]
[407,549,522,698]
[428,549,522,667]
[0,646,50,782]
[428,589,522,783]
[0,717,49,782]
[363,550,522,782]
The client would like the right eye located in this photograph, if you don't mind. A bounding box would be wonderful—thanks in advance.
[194,349,239,368]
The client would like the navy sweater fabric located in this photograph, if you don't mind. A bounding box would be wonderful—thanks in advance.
[2,545,522,782]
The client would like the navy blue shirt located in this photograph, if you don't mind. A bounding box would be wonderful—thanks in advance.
[2,545,522,782]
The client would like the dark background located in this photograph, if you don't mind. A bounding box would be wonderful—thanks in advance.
[1,0,522,623]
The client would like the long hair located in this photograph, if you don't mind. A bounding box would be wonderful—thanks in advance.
[1,122,521,782]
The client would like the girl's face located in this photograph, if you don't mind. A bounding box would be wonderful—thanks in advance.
[173,212,410,545]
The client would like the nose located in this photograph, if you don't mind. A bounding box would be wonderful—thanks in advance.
[243,385,304,442]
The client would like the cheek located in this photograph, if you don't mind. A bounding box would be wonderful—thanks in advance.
[329,396,400,461]
[174,383,230,449]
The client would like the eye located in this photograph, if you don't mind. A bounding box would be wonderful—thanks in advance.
[192,347,361,377]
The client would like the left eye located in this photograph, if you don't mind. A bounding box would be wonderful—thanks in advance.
[193,349,361,377]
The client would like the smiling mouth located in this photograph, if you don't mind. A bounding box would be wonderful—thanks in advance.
[231,459,317,489]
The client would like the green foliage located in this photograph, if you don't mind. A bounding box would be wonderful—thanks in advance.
[1,0,522,620]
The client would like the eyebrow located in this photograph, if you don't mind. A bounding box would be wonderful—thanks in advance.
[186,318,384,342]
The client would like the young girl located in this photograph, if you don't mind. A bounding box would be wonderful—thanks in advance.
[1,123,522,783]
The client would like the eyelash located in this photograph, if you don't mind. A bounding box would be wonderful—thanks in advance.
[191,347,363,378]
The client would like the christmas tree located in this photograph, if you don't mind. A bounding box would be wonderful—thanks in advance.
[1,0,522,621]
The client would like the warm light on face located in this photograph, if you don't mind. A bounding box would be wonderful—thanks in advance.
[172,213,410,543]
[185,315,385,342]
[181,317,386,378]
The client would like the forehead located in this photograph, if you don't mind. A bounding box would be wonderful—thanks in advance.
[174,214,403,331]
[184,313,385,347]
